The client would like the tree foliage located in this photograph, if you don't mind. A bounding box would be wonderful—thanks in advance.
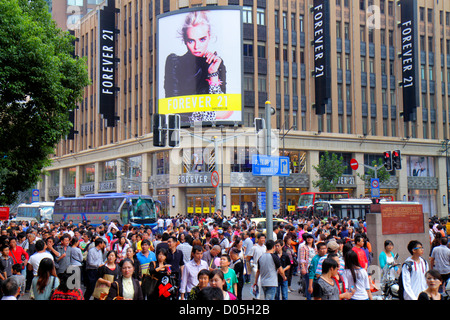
[312,151,347,192]
[0,0,90,205]
[356,158,391,185]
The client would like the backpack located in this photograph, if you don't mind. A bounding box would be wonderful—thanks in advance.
[398,258,427,300]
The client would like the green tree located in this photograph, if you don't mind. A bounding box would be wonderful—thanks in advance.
[312,151,347,192]
[356,158,391,185]
[0,0,90,205]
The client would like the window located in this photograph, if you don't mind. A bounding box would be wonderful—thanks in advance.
[257,42,266,58]
[406,156,435,177]
[388,1,394,16]
[344,23,350,40]
[388,30,394,46]
[256,8,265,26]
[299,15,304,32]
[275,10,279,28]
[243,6,252,24]
[243,41,254,57]
[258,76,267,92]
[243,75,254,91]
[67,0,83,5]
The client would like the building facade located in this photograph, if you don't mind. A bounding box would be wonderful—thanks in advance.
[39,0,450,219]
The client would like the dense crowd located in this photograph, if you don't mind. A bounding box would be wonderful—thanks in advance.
[0,209,449,301]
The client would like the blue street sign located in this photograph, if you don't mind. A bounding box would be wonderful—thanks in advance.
[257,192,280,211]
[371,178,380,198]
[252,155,290,176]
[32,189,39,202]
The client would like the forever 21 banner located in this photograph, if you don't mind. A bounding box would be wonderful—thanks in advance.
[313,0,331,115]
[400,0,420,122]
[98,0,118,127]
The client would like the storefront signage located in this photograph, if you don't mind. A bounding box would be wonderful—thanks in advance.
[336,176,355,185]
[177,173,210,186]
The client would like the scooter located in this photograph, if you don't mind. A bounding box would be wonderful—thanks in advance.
[379,254,401,300]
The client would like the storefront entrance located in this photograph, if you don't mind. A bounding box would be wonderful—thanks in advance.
[186,188,216,216]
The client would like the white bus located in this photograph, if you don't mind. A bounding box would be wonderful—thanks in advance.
[313,199,418,220]
[15,202,55,223]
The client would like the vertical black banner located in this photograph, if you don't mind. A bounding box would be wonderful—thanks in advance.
[313,0,331,115]
[98,0,117,127]
[400,0,420,122]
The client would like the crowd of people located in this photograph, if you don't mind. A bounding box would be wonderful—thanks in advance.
[0,209,449,301]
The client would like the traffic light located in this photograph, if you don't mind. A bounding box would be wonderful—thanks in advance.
[392,150,402,170]
[167,114,180,147]
[254,118,265,132]
[383,151,392,171]
[372,198,381,204]
[153,114,166,147]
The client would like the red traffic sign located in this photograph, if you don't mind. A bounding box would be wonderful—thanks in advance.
[350,159,359,171]
[211,171,220,188]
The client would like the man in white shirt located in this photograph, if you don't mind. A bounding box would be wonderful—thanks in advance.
[27,239,54,276]
[157,216,165,234]
[247,234,266,299]
[1,277,20,300]
[402,240,428,300]
[180,245,208,300]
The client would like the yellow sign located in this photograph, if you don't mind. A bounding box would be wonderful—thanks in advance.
[203,207,210,214]
[187,207,194,214]
[231,205,240,212]
[158,94,242,114]
[195,207,202,214]
[288,205,296,212]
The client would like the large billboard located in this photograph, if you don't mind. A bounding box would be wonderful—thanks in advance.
[157,7,243,127]
[400,0,420,122]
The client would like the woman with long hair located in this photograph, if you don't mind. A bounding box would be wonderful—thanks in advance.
[31,258,59,300]
[50,272,84,300]
[342,250,372,300]
[147,248,176,300]
[209,269,237,300]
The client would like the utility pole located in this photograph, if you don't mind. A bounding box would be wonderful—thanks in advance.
[265,101,273,241]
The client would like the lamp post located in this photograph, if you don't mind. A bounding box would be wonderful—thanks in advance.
[281,124,296,216]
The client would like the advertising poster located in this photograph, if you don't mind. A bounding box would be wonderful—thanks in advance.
[157,7,243,126]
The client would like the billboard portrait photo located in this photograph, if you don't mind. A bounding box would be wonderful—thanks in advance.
[157,7,243,126]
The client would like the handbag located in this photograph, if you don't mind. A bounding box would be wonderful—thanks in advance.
[113,281,124,300]
[142,262,159,297]
[92,273,115,300]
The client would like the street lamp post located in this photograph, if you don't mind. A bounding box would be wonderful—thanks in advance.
[281,124,295,216]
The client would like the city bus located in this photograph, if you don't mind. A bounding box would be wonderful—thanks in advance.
[297,191,349,215]
[312,199,418,220]
[53,193,159,227]
[15,202,55,223]
[312,199,373,220]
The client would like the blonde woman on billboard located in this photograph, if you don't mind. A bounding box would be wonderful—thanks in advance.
[164,10,233,122]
